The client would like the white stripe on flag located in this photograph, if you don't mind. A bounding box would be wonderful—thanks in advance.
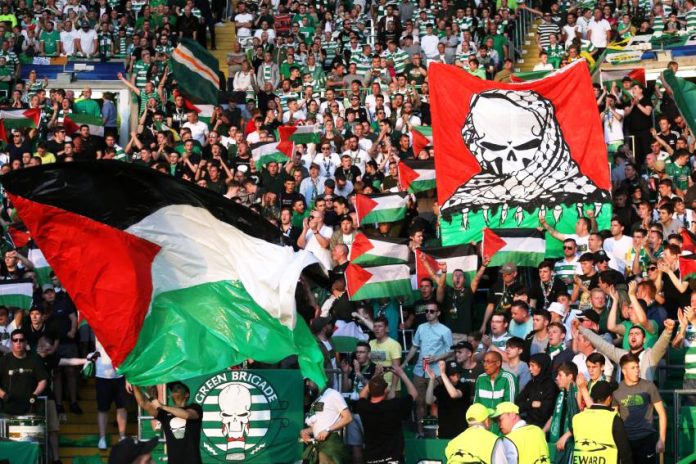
[0,282,33,297]
[369,240,410,262]
[373,195,408,211]
[172,46,220,87]
[413,169,436,181]
[441,255,478,273]
[499,237,546,253]
[365,264,411,284]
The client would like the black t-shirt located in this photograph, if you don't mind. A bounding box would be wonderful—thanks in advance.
[356,396,414,463]
[22,321,60,354]
[0,353,49,414]
[487,280,516,314]
[626,97,653,132]
[38,353,59,400]
[460,363,484,401]
[156,403,203,464]
[433,382,470,439]
[529,278,567,311]
[45,140,66,159]
[442,286,474,334]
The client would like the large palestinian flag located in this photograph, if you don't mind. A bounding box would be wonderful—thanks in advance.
[429,61,611,257]
[1,162,326,387]
[482,228,546,268]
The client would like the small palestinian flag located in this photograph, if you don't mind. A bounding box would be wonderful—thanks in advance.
[0,279,33,310]
[600,68,646,89]
[1,162,327,387]
[0,108,41,130]
[63,113,105,137]
[414,245,478,286]
[345,263,412,301]
[355,192,409,226]
[281,124,321,145]
[170,38,220,104]
[349,233,409,266]
[681,229,696,254]
[27,247,52,286]
[483,228,546,268]
[251,141,292,169]
[680,255,696,280]
[398,159,436,193]
[7,224,30,248]
[412,126,432,156]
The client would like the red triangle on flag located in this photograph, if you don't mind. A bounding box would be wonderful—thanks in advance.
[62,116,80,135]
[681,229,696,254]
[22,108,41,127]
[355,194,378,225]
[345,263,373,297]
[482,228,507,262]
[8,225,31,248]
[278,125,298,158]
[398,161,419,192]
[349,233,374,261]
[412,129,431,157]
[627,68,646,87]
[0,120,7,144]
[679,255,696,279]
[415,248,441,284]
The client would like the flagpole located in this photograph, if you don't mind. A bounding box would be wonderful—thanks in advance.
[398,298,408,350]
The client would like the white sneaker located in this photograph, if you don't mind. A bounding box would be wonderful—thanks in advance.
[98,437,107,450]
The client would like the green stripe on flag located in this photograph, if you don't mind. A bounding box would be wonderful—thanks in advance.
[662,68,696,136]
[0,281,33,309]
[116,280,325,387]
[290,126,321,145]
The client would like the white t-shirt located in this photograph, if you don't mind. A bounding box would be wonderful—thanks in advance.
[533,62,554,71]
[603,108,625,144]
[76,28,98,56]
[0,321,17,350]
[566,233,590,254]
[182,121,209,145]
[587,19,611,48]
[305,388,348,436]
[60,29,77,55]
[304,225,333,270]
[604,235,633,274]
[235,13,254,37]
[95,339,123,379]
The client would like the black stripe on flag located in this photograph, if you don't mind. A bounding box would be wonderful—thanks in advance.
[1,161,283,244]
[489,228,545,239]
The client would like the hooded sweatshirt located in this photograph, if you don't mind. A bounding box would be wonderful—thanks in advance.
[515,353,559,428]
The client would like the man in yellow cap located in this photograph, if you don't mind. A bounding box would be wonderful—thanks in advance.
[445,403,508,464]
[492,402,549,464]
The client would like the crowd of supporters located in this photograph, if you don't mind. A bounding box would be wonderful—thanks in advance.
[0,0,694,463]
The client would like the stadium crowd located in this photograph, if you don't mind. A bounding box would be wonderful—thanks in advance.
[0,0,693,463]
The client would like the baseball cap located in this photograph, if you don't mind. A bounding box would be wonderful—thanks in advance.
[593,250,609,263]
[108,437,158,464]
[500,262,517,274]
[589,380,616,403]
[577,309,600,324]
[547,302,565,317]
[451,341,474,352]
[491,402,519,418]
[466,403,494,423]
[310,316,332,333]
[445,361,463,376]
[339,214,353,224]
[80,20,89,28]
[42,284,55,293]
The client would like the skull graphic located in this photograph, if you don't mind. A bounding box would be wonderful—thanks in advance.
[441,89,609,226]
[218,383,252,461]
[169,417,187,440]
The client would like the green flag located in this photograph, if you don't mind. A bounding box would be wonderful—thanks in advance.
[170,38,221,104]
[662,68,696,135]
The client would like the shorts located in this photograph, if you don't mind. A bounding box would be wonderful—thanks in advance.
[57,342,78,359]
[344,413,363,446]
[46,399,59,432]
[96,377,127,412]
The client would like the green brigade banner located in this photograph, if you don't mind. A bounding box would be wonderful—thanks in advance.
[429,61,612,257]
[183,369,304,463]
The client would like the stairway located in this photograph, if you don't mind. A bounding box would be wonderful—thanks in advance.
[57,378,138,464]
[210,23,238,79]
[516,19,543,73]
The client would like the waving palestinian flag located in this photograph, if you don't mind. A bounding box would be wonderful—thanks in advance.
[355,192,409,225]
[398,159,436,193]
[349,233,410,267]
[1,162,327,387]
[429,60,611,257]
[414,245,478,286]
[345,263,412,301]
[411,126,433,156]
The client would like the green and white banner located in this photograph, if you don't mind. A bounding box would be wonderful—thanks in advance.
[183,369,304,463]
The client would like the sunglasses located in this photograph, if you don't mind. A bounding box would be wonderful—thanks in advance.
[648,266,657,271]
[563,246,575,250]
[11,338,24,343]
[426,309,438,314]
